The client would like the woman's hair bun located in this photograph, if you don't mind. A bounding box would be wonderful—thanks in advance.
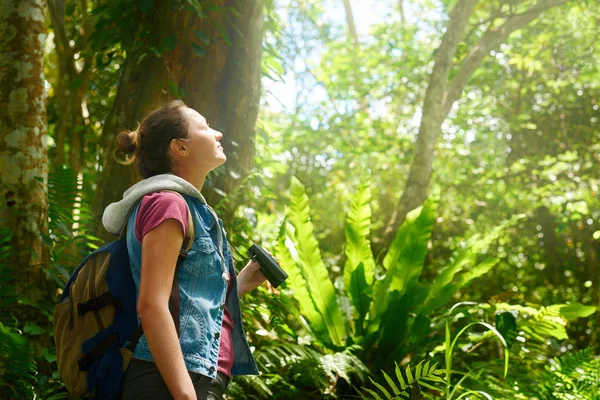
[117,128,139,155]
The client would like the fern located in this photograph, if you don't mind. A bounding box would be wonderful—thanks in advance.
[358,360,446,399]
[534,348,600,400]
[233,342,369,399]
[283,177,347,346]
[0,323,37,400]
[47,165,102,290]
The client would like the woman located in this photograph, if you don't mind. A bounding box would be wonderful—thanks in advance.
[101,100,264,399]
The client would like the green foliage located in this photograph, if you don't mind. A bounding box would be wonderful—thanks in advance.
[283,177,347,347]
[0,227,15,323]
[534,348,600,400]
[231,343,368,399]
[23,0,600,398]
[358,360,446,400]
[0,323,37,400]
[278,176,526,378]
[47,165,102,290]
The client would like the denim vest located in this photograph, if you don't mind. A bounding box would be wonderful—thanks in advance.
[126,194,259,378]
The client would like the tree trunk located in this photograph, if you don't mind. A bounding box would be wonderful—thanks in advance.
[383,0,568,245]
[92,0,265,239]
[0,0,50,332]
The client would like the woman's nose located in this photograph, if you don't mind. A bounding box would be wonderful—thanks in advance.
[214,129,223,141]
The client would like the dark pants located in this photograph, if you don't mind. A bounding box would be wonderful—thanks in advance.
[122,359,229,400]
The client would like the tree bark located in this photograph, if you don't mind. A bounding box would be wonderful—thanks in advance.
[0,0,50,330]
[92,0,265,239]
[383,0,568,244]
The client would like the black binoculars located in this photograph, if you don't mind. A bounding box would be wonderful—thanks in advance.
[247,244,288,288]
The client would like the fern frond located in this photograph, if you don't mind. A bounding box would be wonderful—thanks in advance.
[359,360,446,399]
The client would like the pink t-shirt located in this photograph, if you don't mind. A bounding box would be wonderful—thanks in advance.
[136,192,235,378]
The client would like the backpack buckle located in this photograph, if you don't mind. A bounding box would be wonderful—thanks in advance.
[78,354,92,371]
[78,298,99,316]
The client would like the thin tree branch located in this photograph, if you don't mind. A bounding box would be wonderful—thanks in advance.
[47,0,69,51]
[444,0,569,115]
[399,0,405,23]
[342,0,359,45]
[432,0,479,88]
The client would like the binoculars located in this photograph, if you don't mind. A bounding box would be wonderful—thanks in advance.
[247,244,288,288]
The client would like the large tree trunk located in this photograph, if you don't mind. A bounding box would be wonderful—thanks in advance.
[92,0,264,240]
[0,0,50,335]
[383,0,568,244]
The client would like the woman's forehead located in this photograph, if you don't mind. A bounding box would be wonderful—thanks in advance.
[184,107,206,125]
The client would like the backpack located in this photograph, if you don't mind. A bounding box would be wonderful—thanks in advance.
[53,191,194,399]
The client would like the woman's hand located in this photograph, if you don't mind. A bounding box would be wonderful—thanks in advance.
[237,259,266,297]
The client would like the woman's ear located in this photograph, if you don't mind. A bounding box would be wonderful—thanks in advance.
[170,138,188,157]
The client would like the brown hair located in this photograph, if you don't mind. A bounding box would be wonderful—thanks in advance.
[116,100,189,178]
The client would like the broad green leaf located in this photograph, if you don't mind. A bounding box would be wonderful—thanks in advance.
[286,177,347,346]
[349,263,372,336]
[559,303,596,320]
[277,234,325,339]
[344,181,376,289]
[371,195,437,326]
[23,323,46,336]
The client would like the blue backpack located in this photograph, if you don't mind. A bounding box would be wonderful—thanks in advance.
[53,192,194,398]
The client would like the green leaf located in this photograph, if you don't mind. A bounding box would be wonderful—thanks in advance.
[159,35,177,54]
[496,311,518,345]
[23,323,46,336]
[382,370,400,396]
[277,234,325,339]
[191,43,205,57]
[415,360,423,380]
[362,387,383,400]
[371,195,437,327]
[405,363,414,384]
[167,81,181,99]
[194,30,210,46]
[395,362,407,390]
[285,177,347,346]
[423,214,525,314]
[344,180,376,289]
[559,303,596,320]
[349,263,372,336]
[369,376,392,399]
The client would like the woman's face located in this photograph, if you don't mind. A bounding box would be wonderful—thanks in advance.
[180,107,226,171]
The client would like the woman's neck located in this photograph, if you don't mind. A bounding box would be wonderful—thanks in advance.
[173,168,208,193]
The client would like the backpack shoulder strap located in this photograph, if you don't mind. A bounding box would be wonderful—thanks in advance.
[159,190,194,250]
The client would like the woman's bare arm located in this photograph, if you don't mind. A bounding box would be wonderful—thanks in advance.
[138,219,195,400]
